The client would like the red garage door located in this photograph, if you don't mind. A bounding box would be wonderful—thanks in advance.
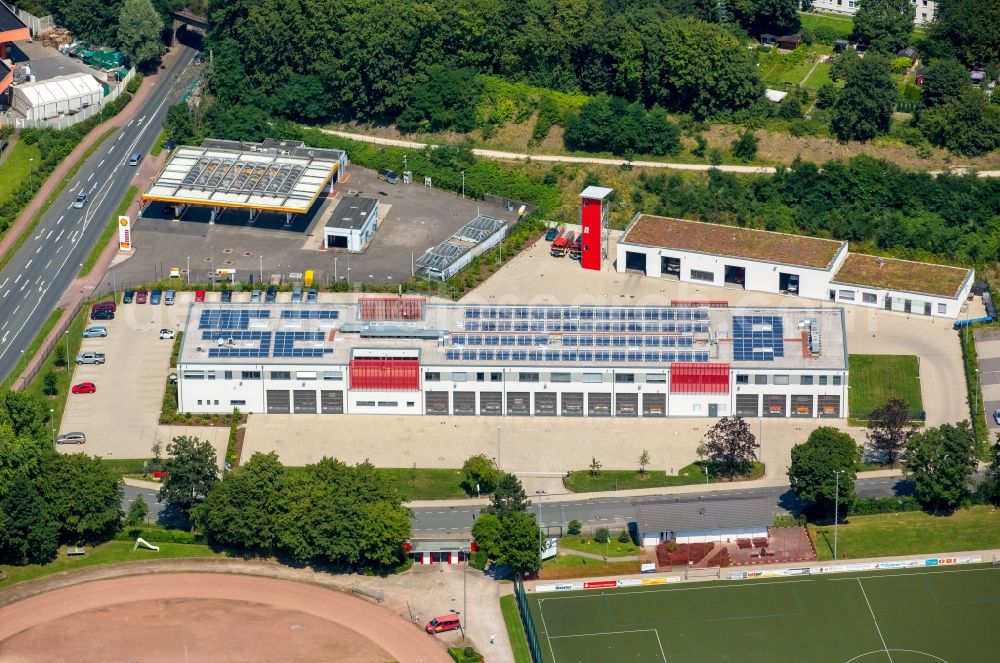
[670,363,730,394]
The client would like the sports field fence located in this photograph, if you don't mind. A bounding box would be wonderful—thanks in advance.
[513,573,544,663]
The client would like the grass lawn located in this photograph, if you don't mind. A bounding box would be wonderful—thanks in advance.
[0,140,42,203]
[558,536,639,558]
[5,308,63,391]
[499,594,533,663]
[802,61,833,90]
[539,554,641,580]
[150,128,167,157]
[799,11,854,41]
[848,354,923,420]
[564,462,764,493]
[0,540,223,587]
[79,184,137,277]
[284,466,467,501]
[24,306,91,429]
[808,506,1000,561]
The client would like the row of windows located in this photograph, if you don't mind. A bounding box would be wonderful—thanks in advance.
[736,374,842,386]
[836,289,947,315]
[425,371,667,383]
[182,370,343,381]
[195,399,246,406]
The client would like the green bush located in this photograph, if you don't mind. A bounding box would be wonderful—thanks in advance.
[617,530,631,544]
[567,519,582,535]
[848,496,923,516]
[448,646,483,663]
[594,527,610,544]
[116,526,205,544]
[469,549,488,570]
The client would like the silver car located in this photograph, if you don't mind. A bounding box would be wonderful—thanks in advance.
[56,432,87,445]
[73,193,88,208]
[82,325,108,338]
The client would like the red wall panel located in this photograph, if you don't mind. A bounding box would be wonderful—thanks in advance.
[580,197,602,271]
[349,359,420,391]
[670,362,730,394]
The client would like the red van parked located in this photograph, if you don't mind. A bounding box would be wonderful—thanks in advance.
[91,301,117,313]
[425,614,461,635]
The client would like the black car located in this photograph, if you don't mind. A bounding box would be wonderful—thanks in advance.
[265,286,277,303]
[90,309,114,321]
[123,290,135,304]
[220,290,233,303]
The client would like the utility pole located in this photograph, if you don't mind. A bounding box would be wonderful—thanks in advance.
[833,469,843,561]
[461,171,465,199]
[186,256,190,286]
[462,542,468,638]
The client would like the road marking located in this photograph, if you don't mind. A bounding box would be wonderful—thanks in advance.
[45,260,52,269]
[108,145,115,153]
[12,304,19,314]
[56,229,65,242]
[56,245,63,253]
[857,579,893,662]
[87,172,95,182]
[127,120,134,127]
[24,259,31,269]
[1,291,7,299]
[1,320,7,330]
[0,278,7,289]
[137,115,147,125]
[20,281,27,291]
[35,245,42,254]
[46,230,53,240]
[117,132,125,141]
[57,215,64,225]
[13,275,20,284]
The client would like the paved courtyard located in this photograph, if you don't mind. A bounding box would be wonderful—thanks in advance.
[975,326,1000,434]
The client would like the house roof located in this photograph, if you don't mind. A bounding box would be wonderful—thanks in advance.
[13,73,102,106]
[634,495,785,534]
[0,3,28,35]
[620,214,846,271]
[325,196,377,231]
[832,253,972,299]
[580,186,613,200]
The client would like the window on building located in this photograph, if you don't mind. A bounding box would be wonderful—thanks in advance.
[800,375,813,386]
[773,375,790,385]
[296,372,317,380]
[183,371,204,379]
[424,372,441,382]
[452,372,468,382]
[862,293,877,304]
[647,373,666,383]
[207,371,216,380]
[224,371,233,380]
[690,269,714,283]
[583,373,603,383]
[476,372,485,382]
[937,303,947,314]
[197,400,202,405]
[378,401,398,407]
[214,400,219,405]
[838,290,855,302]
[819,375,828,386]
[551,372,571,383]
[491,372,502,382]
[324,371,343,381]
[736,374,749,384]
[230,400,246,406]
[754,375,768,385]
[924,302,932,316]
[270,371,291,380]
[519,372,540,382]
[357,401,376,407]
[833,375,842,386]
[241,371,261,380]
[615,373,635,383]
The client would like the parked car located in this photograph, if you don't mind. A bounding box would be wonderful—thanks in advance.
[307,288,318,303]
[169,266,181,278]
[90,309,114,321]
[123,290,135,304]
[72,192,88,208]
[291,286,303,303]
[150,289,162,305]
[164,290,176,305]
[425,615,461,635]
[545,226,559,242]
[265,286,277,303]
[994,409,1000,426]
[75,352,105,365]
[82,325,107,338]
[159,329,176,340]
[195,289,206,302]
[91,301,117,312]
[221,290,233,303]
[787,274,800,294]
[71,382,96,394]
[56,432,86,445]
[250,289,262,303]
[135,289,148,304]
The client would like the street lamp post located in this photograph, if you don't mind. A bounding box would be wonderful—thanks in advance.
[334,257,338,284]
[461,171,465,199]
[462,542,468,638]
[496,426,501,470]
[28,158,33,193]
[186,256,190,286]
[535,490,546,559]
[259,255,265,284]
[833,469,843,561]
[49,408,54,446]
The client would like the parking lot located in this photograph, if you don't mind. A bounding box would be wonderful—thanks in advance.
[975,326,1000,432]
[117,165,522,289]
[5,40,99,84]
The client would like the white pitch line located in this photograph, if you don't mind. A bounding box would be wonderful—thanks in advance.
[857,579,893,663]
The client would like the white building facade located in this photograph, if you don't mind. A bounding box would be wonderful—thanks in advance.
[810,0,936,25]
[176,301,849,420]
[323,196,378,252]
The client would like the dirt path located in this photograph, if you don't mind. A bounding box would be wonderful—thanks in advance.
[0,567,452,663]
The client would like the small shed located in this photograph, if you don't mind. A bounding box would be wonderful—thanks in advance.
[635,495,781,547]
[406,537,471,565]
[323,196,379,252]
[897,46,919,61]
[765,89,789,103]
[761,33,802,50]
[971,69,986,85]
[833,39,850,53]
[11,73,102,120]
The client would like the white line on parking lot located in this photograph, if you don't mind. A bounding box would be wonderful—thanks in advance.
[45,260,51,269]
[57,215,64,225]
[24,259,31,269]
[0,278,7,289]
[98,159,105,168]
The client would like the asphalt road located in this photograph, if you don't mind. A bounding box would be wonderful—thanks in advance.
[409,476,914,535]
[0,46,198,385]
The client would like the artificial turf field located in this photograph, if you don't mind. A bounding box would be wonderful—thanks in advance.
[527,565,1000,663]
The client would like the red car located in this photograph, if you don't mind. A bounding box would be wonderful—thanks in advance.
[135,289,148,304]
[71,382,96,394]
[195,289,206,302]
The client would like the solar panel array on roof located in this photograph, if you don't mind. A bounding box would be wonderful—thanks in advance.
[205,331,272,358]
[199,309,271,330]
[272,331,331,358]
[279,310,339,320]
[463,320,707,333]
[451,334,696,348]
[443,349,709,363]
[732,315,784,361]
[464,306,709,321]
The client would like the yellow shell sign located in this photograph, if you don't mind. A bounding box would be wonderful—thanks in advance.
[118,216,132,251]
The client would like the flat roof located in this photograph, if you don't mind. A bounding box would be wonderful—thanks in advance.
[580,186,613,200]
[621,214,846,271]
[325,196,377,231]
[635,495,785,534]
[415,216,507,276]
[178,302,847,371]
[142,142,340,214]
[832,254,972,299]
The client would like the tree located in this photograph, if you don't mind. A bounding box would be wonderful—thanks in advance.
[499,510,541,572]
[163,103,197,145]
[397,65,482,133]
[617,530,631,544]
[981,439,1000,506]
[42,370,58,397]
[54,343,67,368]
[588,457,602,478]
[594,527,610,544]
[787,427,861,516]
[815,83,839,109]
[116,0,166,69]
[125,495,149,526]
[777,95,804,120]
[731,130,759,162]
[461,454,500,495]
[920,87,1000,157]
[489,472,529,517]
[194,452,286,551]
[158,435,219,516]
[928,0,1000,68]
[831,54,896,142]
[702,416,759,476]
[638,449,650,476]
[865,398,917,464]
[851,0,915,53]
[0,391,49,439]
[904,422,977,513]
[0,473,59,565]
[34,452,123,543]
[471,511,503,559]
[919,59,970,109]
[357,501,411,568]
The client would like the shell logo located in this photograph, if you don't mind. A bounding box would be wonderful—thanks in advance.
[119,218,129,226]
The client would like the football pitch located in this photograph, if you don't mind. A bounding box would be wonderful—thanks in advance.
[526,565,1000,663]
